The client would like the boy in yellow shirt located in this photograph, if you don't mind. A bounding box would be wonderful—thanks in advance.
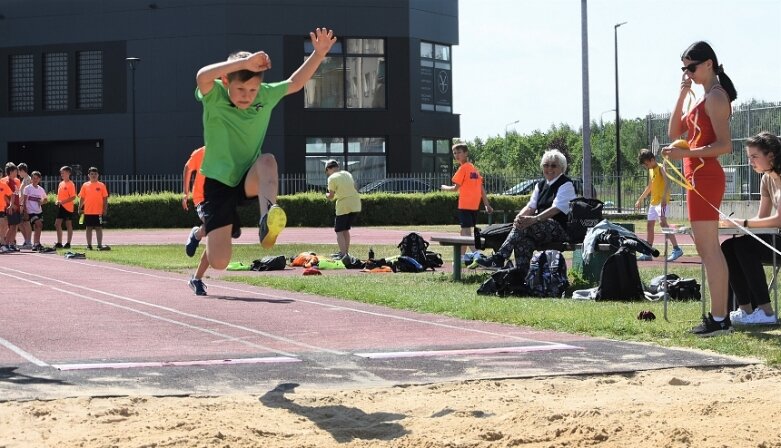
[635,149,683,262]
[325,159,361,258]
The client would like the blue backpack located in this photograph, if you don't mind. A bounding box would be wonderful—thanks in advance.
[525,250,569,298]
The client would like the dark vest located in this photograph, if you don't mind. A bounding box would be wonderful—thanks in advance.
[535,175,572,227]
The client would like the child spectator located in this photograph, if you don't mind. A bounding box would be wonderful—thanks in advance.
[1,163,21,251]
[17,163,33,250]
[187,27,337,296]
[22,171,47,251]
[55,166,77,249]
[634,149,683,262]
[0,172,10,253]
[441,143,492,260]
[324,159,361,258]
[78,167,110,250]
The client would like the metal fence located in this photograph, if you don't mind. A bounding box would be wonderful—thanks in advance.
[39,174,183,196]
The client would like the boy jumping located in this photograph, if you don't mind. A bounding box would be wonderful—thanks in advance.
[188,27,337,296]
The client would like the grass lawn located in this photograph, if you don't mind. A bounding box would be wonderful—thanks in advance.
[76,241,781,366]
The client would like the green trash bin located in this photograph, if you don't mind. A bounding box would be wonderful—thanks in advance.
[571,223,635,285]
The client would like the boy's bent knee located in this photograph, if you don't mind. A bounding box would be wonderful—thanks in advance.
[258,153,277,169]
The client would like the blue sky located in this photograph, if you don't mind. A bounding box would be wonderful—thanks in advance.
[453,0,781,140]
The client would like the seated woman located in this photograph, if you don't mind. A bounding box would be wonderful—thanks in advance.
[720,132,781,325]
[473,148,576,272]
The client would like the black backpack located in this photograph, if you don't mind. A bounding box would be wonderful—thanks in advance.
[477,265,530,297]
[251,255,287,271]
[474,223,513,252]
[525,250,570,298]
[398,232,433,269]
[567,197,604,243]
[595,245,645,301]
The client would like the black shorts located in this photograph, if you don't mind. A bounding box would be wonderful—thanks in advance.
[29,213,43,225]
[200,173,255,235]
[84,214,102,227]
[7,212,21,226]
[458,209,478,228]
[334,212,358,232]
[57,206,75,221]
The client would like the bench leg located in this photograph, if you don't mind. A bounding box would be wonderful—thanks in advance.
[452,244,462,281]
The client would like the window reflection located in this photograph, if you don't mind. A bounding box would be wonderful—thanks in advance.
[346,57,385,108]
[303,57,344,108]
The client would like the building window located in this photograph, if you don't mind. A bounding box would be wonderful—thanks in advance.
[44,52,69,111]
[419,42,452,113]
[305,137,386,189]
[422,138,452,175]
[304,38,386,109]
[77,50,103,109]
[9,54,35,112]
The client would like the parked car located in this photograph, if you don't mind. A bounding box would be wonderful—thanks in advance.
[502,178,589,196]
[358,178,433,194]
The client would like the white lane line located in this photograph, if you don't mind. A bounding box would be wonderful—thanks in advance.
[54,356,301,371]
[355,344,580,359]
[48,259,562,346]
[0,336,49,367]
[0,270,296,357]
[0,266,346,356]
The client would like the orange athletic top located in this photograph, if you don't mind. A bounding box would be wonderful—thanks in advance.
[1,177,21,208]
[184,147,206,206]
[78,181,109,215]
[682,89,724,177]
[57,180,77,212]
[452,162,483,210]
[0,180,11,211]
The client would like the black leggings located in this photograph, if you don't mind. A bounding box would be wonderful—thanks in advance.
[721,234,781,308]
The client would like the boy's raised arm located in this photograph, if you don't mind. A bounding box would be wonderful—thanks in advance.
[286,28,337,95]
[196,51,271,96]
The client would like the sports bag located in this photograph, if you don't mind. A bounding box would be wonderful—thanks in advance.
[595,245,645,301]
[392,255,426,273]
[398,232,433,269]
[667,278,701,301]
[251,255,287,271]
[525,250,570,298]
[477,265,530,297]
[567,197,604,243]
[474,223,513,252]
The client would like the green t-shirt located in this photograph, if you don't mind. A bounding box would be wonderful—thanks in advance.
[195,79,290,187]
[327,170,362,216]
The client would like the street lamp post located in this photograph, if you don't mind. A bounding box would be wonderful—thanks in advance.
[614,21,627,212]
[505,119,520,136]
[126,57,141,175]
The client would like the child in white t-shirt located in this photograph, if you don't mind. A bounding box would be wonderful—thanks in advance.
[22,171,47,250]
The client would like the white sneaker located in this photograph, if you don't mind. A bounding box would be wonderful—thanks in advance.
[737,309,778,325]
[729,309,751,324]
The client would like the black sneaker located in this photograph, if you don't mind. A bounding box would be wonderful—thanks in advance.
[97,245,111,251]
[470,254,505,270]
[87,245,93,250]
[54,242,63,249]
[63,243,71,249]
[690,313,733,337]
[188,276,207,296]
[185,226,200,257]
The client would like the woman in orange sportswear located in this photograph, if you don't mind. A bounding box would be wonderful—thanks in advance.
[662,41,738,337]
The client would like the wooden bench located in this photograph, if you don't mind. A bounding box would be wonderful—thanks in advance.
[430,234,610,281]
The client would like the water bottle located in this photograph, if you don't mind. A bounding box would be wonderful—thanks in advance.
[78,214,84,225]
[368,247,375,260]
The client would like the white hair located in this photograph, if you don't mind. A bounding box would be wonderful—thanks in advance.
[540,149,567,172]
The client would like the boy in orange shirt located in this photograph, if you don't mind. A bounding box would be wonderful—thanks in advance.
[1,163,22,251]
[441,143,492,261]
[55,166,78,249]
[78,167,110,250]
[0,173,10,253]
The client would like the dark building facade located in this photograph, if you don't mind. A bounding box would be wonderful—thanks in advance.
[0,0,459,190]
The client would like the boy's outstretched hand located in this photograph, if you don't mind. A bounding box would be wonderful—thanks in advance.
[244,51,272,72]
[310,28,337,55]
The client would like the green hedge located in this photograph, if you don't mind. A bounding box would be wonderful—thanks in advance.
[33,192,531,229]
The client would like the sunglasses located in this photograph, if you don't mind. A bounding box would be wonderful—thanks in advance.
[542,163,559,169]
[681,60,705,73]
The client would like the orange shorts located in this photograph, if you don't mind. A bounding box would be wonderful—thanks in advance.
[686,170,725,221]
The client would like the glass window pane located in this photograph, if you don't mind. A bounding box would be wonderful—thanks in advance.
[436,155,452,175]
[346,38,384,55]
[436,139,451,154]
[435,44,450,61]
[420,42,433,59]
[10,54,35,112]
[347,137,385,153]
[347,155,386,186]
[346,57,385,109]
[422,155,434,173]
[305,41,342,54]
[306,137,344,154]
[422,139,434,154]
[44,52,69,111]
[306,155,345,191]
[303,57,344,108]
[77,50,103,109]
